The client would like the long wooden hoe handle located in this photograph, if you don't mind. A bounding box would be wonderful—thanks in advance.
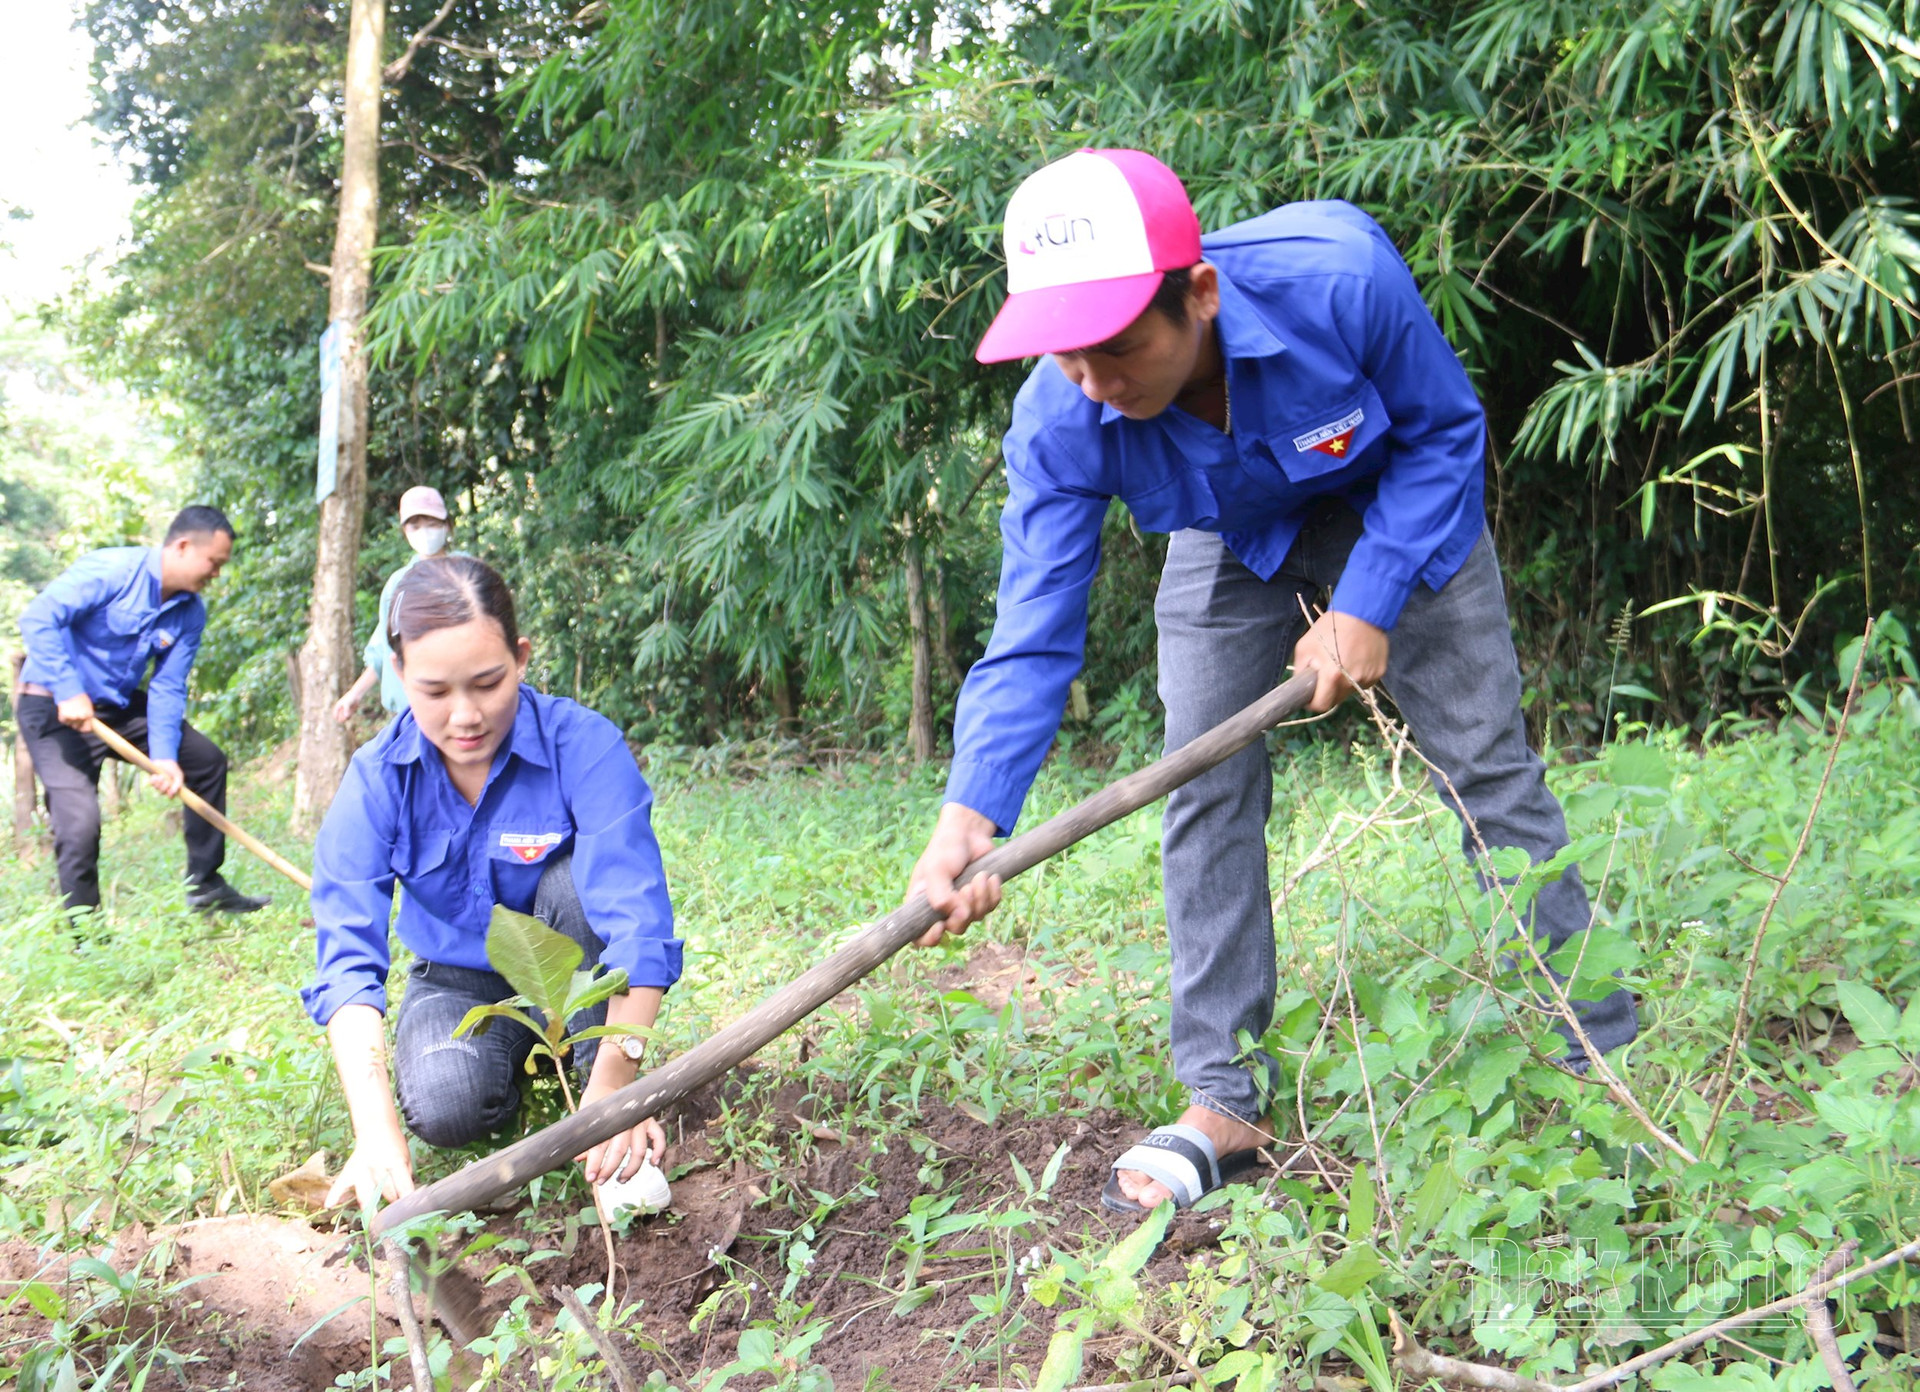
[86,718,314,892]
[374,670,1317,1235]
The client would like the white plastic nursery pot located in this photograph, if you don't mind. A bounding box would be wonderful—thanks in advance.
[596,1159,672,1218]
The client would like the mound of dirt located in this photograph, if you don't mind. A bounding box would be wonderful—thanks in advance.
[0,1086,1309,1390]
[0,1216,399,1391]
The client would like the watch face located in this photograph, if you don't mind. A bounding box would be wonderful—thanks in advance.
[617,1036,645,1061]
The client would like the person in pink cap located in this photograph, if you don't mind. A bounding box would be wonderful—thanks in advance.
[333,486,465,724]
[904,150,1637,1214]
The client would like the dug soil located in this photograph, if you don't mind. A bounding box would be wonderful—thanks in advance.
[0,1080,1289,1391]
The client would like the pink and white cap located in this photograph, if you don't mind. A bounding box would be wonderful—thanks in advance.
[975,149,1202,365]
[397,485,448,522]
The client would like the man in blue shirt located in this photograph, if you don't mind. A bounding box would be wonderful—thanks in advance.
[16,505,269,918]
[906,150,1637,1213]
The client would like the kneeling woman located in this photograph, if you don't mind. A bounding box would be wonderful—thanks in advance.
[303,556,681,1211]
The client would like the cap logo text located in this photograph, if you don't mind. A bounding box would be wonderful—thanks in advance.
[1017,213,1096,256]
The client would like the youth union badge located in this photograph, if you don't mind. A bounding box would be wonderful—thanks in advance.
[499,831,564,864]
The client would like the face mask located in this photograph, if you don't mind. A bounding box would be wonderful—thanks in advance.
[406,525,449,557]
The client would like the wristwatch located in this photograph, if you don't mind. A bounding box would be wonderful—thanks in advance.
[614,1035,645,1063]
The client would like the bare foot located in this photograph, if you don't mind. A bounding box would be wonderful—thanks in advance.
[1115,1106,1274,1208]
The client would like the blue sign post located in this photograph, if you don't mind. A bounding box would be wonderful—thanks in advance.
[316,320,345,503]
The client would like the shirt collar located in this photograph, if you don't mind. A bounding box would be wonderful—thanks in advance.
[382,714,428,766]
[380,685,549,769]
[145,547,172,604]
[1097,261,1287,425]
[147,547,204,612]
[1212,262,1287,361]
[505,687,551,768]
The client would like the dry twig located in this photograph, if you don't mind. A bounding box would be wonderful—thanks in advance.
[555,1284,643,1392]
[1345,679,1702,1168]
[382,1240,434,1389]
[1392,1312,1564,1392]
[1702,622,1869,1149]
[384,0,458,83]
[1803,1241,1861,1392]
[1560,1236,1919,1392]
[1389,1237,1909,1392]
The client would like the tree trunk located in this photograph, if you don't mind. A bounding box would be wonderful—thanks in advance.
[284,647,304,722]
[10,653,34,842]
[929,559,962,690]
[769,664,796,731]
[292,0,385,833]
[699,656,724,745]
[904,536,936,763]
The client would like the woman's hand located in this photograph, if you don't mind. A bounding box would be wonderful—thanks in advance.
[575,1077,667,1184]
[327,1129,416,1211]
[324,1003,412,1213]
[576,986,668,1184]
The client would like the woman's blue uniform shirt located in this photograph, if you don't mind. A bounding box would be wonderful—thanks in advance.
[947,200,1488,835]
[302,686,681,1026]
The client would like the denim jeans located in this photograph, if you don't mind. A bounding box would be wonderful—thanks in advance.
[392,854,610,1148]
[1155,501,1638,1124]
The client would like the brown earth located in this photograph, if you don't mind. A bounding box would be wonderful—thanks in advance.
[0,1079,1302,1391]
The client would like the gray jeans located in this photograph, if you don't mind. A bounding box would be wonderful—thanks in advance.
[392,854,609,1148]
[1156,502,1638,1124]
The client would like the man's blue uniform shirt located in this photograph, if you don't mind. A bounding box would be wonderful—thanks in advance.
[18,547,207,762]
[303,686,681,1025]
[948,200,1488,834]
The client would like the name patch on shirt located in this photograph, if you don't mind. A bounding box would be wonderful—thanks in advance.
[1292,408,1365,458]
[499,831,564,864]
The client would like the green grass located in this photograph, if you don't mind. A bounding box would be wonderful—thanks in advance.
[5,685,1920,1389]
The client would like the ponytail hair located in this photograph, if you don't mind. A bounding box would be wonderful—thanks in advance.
[387,555,520,663]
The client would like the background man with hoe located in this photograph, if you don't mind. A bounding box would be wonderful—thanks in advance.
[16,505,269,919]
[907,150,1638,1214]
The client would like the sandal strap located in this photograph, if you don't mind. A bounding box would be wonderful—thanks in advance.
[1109,1124,1223,1208]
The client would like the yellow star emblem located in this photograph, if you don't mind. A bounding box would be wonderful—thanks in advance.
[1328,436,1347,453]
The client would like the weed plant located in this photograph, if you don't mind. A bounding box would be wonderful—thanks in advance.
[4,657,1920,1387]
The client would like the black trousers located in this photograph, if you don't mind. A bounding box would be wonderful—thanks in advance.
[16,691,228,911]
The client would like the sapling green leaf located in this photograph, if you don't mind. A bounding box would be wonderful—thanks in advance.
[486,904,583,1022]
[453,1003,551,1050]
[561,965,629,1022]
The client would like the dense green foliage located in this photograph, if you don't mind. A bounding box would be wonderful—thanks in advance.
[0,311,173,632]
[61,0,1920,756]
[4,680,1918,1385]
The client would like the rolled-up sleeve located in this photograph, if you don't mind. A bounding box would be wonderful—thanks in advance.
[567,731,681,990]
[945,419,1109,835]
[303,757,400,1024]
[18,552,115,702]
[1329,231,1487,632]
[143,608,204,762]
